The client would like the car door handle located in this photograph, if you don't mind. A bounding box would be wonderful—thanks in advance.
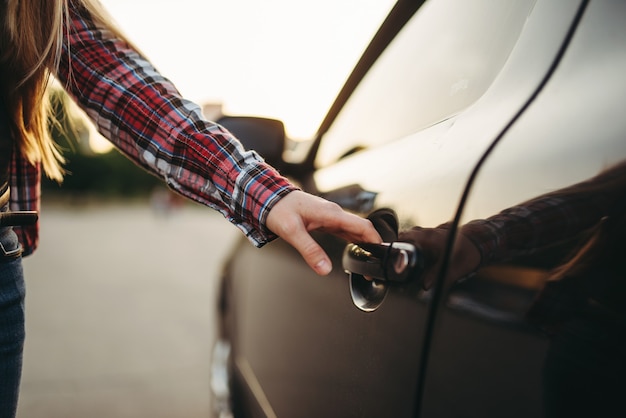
[343,208,423,312]
[343,241,424,312]
[342,241,423,283]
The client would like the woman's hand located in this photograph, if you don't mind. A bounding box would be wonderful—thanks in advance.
[266,191,382,275]
[398,226,481,289]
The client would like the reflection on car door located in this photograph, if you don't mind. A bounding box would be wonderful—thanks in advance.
[220,0,626,417]
[420,1,626,417]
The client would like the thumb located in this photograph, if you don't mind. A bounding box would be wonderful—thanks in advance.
[288,232,332,275]
[272,218,332,275]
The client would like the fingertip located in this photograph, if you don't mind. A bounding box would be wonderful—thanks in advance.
[364,220,383,243]
[365,229,383,244]
[314,258,332,276]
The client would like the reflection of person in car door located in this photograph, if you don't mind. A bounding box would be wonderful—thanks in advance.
[399,161,626,417]
[0,1,381,416]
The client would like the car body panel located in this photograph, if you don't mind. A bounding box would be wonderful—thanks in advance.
[226,236,425,417]
[213,0,626,417]
[421,1,626,416]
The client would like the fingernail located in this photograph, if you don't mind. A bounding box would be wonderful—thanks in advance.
[315,259,331,275]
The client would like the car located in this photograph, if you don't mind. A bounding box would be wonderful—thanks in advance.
[210,0,626,417]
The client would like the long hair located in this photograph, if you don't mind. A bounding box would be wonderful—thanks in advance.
[0,0,130,181]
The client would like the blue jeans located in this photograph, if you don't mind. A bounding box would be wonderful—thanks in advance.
[0,225,25,418]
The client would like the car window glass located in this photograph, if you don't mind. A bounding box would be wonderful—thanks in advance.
[316,0,536,168]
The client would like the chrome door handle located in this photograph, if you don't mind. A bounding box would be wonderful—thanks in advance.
[343,208,423,312]
[342,241,423,283]
[343,241,424,312]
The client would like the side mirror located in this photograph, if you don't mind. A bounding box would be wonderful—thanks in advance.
[217,116,286,171]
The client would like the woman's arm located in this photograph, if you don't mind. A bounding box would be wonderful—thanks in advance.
[54,4,380,275]
[57,4,295,246]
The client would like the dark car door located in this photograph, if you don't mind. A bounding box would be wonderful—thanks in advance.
[418,1,626,417]
[221,0,612,417]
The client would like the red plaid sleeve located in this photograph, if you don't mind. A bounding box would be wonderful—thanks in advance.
[55,4,296,246]
[461,168,624,265]
[9,150,41,256]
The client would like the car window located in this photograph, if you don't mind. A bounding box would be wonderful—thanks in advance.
[316,0,536,168]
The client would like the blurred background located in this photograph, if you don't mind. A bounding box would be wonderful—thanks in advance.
[18,1,394,417]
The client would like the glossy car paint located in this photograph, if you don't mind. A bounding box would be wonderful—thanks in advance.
[213,0,626,417]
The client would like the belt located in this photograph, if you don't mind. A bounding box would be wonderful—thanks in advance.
[0,183,38,227]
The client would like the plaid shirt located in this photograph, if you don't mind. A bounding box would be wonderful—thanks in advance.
[461,164,626,265]
[9,3,296,256]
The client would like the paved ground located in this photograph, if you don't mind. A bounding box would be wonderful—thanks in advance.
[17,202,240,418]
